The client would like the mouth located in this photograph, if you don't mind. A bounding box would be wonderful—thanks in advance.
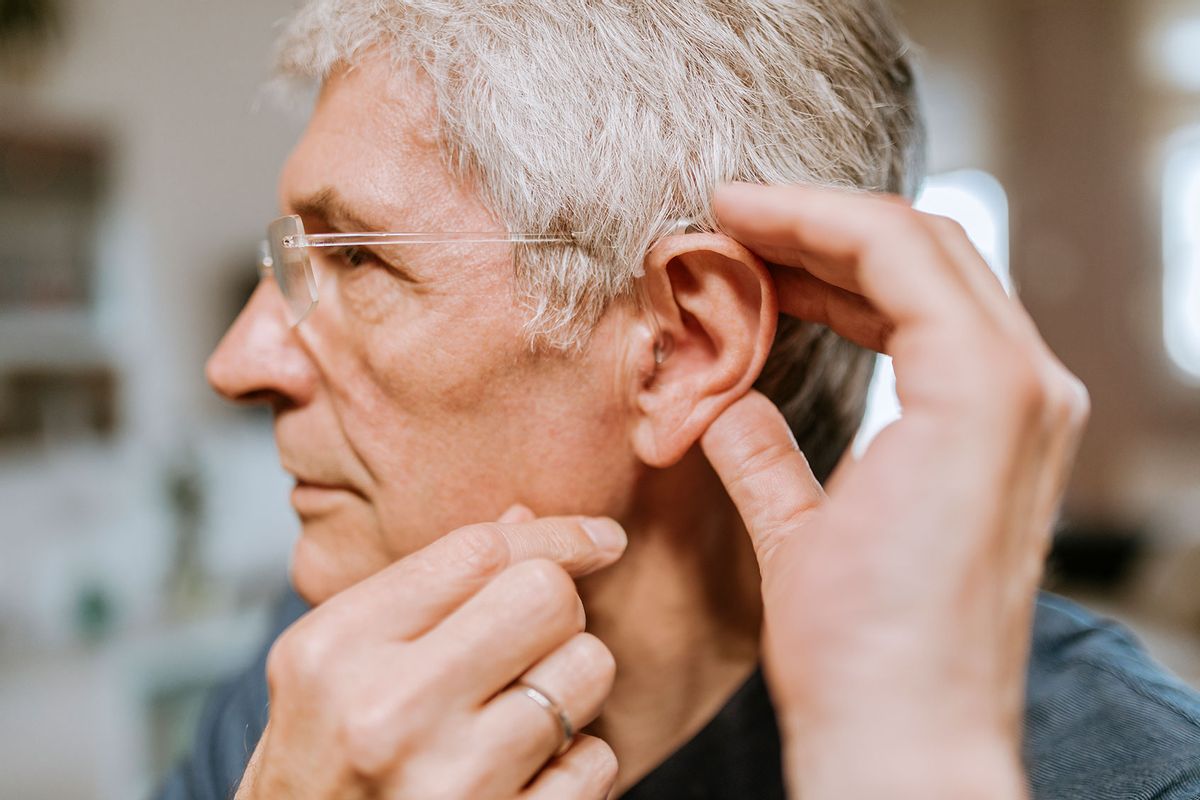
[289,476,360,516]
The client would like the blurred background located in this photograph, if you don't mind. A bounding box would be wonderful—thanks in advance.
[0,0,1198,797]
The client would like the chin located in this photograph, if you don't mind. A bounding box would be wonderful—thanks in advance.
[289,520,390,605]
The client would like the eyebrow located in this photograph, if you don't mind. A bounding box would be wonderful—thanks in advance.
[290,187,424,284]
[291,186,384,235]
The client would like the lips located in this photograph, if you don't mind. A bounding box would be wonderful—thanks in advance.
[281,459,356,493]
[293,477,351,491]
[290,478,359,517]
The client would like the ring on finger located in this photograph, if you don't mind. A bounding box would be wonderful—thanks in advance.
[516,681,576,756]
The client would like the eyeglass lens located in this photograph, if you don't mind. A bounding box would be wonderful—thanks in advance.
[267,215,319,325]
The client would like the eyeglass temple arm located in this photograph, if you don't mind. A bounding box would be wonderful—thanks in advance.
[283,232,578,248]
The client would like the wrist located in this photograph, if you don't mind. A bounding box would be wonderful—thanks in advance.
[783,728,1027,800]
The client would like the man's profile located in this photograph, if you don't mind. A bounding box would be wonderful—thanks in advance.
[161,1,1200,798]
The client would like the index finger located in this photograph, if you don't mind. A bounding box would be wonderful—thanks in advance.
[317,515,627,642]
[713,182,973,329]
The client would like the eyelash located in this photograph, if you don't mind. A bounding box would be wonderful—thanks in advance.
[332,245,373,269]
[327,246,421,289]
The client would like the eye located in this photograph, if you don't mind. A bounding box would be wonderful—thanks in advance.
[322,244,422,287]
[333,245,373,269]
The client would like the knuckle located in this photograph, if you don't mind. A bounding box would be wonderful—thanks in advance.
[402,765,465,800]
[461,774,494,800]
[265,625,332,692]
[875,203,927,240]
[926,213,969,241]
[1073,383,1092,425]
[337,704,397,779]
[264,639,290,693]
[993,350,1048,414]
[445,524,511,578]
[516,559,583,629]
[433,767,490,800]
[337,675,429,780]
[520,558,575,601]
[578,737,619,791]
[1057,371,1092,427]
[593,740,619,787]
[569,632,617,687]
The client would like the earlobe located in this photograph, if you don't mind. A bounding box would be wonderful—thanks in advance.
[631,233,777,468]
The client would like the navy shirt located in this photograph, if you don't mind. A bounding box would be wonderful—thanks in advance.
[158,591,1200,799]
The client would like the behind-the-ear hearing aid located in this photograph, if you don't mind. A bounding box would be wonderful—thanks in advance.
[638,279,674,367]
[642,218,697,366]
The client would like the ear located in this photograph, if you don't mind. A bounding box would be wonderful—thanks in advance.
[631,232,778,468]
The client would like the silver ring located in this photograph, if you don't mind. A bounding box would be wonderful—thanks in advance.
[516,682,575,757]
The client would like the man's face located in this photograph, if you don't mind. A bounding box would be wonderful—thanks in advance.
[207,55,642,604]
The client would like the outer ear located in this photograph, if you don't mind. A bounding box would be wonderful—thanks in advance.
[631,232,777,468]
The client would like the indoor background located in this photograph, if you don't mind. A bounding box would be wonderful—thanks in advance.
[1,1,1198,797]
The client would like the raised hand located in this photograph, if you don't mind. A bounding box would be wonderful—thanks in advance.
[703,183,1089,800]
[237,508,626,800]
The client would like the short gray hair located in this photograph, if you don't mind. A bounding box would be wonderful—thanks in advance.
[275,0,924,480]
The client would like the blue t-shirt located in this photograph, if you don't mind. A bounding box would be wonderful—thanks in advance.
[158,591,1200,799]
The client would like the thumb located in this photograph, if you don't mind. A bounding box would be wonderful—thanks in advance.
[700,390,826,569]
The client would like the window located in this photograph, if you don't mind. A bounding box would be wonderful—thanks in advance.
[1162,128,1200,384]
[854,170,1011,455]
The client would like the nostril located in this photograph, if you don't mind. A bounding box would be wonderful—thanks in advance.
[237,389,293,412]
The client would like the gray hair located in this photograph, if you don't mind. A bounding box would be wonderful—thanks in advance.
[275,0,924,480]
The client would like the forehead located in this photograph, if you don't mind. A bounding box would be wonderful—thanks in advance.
[278,53,491,231]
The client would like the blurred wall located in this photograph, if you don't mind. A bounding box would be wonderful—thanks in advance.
[895,0,1200,546]
[1,0,307,439]
[1,1,304,797]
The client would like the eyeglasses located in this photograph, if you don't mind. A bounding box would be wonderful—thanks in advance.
[258,214,577,326]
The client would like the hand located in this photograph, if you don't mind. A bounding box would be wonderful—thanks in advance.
[703,183,1089,800]
[236,508,626,800]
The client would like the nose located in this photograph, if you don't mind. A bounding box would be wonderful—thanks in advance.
[206,280,318,408]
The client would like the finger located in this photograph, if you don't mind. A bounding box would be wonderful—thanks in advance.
[315,516,626,643]
[700,390,826,570]
[422,559,586,701]
[499,503,539,523]
[475,633,615,790]
[519,735,618,800]
[713,182,979,328]
[918,211,1024,329]
[771,266,895,353]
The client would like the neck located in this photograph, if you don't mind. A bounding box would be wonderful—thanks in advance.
[577,447,763,794]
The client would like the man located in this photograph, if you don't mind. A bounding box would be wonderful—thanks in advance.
[163,1,1200,798]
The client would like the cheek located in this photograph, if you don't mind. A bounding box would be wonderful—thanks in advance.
[336,266,415,326]
[335,307,639,550]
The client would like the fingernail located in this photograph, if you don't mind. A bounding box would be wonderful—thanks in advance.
[581,517,627,552]
[498,503,535,523]
[715,181,758,201]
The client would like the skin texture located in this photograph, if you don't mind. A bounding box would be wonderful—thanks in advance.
[207,54,778,797]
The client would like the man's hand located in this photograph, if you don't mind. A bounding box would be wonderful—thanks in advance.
[236,509,626,800]
[704,183,1089,800]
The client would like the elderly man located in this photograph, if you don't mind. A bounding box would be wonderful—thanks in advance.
[163,1,1200,798]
